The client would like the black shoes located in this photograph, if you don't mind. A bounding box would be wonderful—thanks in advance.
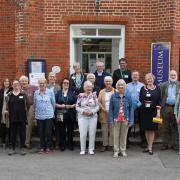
[143,148,153,155]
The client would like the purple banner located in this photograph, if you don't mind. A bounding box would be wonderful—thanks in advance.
[151,42,171,85]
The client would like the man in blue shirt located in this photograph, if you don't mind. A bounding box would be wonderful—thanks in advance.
[126,70,146,147]
[160,70,180,151]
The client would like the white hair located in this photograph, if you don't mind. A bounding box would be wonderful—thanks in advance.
[87,73,95,80]
[104,76,113,82]
[116,79,126,89]
[19,75,29,82]
[73,62,80,68]
[96,61,104,66]
[83,80,93,90]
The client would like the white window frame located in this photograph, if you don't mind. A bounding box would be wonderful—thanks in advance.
[70,24,125,74]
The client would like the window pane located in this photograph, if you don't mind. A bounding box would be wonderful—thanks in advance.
[98,29,121,36]
[73,28,96,36]
[82,39,112,52]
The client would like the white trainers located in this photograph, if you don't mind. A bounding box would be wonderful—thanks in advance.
[113,152,119,158]
[88,151,95,155]
[80,151,85,155]
[178,151,180,155]
[121,152,127,157]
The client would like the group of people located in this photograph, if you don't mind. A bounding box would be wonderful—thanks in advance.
[0,58,180,158]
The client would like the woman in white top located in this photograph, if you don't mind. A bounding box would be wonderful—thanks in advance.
[76,81,99,155]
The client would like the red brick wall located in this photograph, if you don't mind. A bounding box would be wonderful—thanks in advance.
[0,0,15,81]
[1,0,179,81]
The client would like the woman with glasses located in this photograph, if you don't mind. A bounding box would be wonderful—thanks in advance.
[56,78,76,151]
[6,80,29,155]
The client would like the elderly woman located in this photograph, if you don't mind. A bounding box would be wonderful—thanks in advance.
[34,78,55,154]
[6,80,29,156]
[87,73,100,95]
[76,81,99,155]
[0,78,12,148]
[98,76,115,152]
[56,78,76,151]
[174,93,180,155]
[140,73,161,155]
[70,62,86,96]
[109,79,132,158]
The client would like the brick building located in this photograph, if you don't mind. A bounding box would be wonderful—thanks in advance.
[0,0,180,81]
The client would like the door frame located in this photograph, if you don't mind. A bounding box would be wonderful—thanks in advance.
[70,24,125,74]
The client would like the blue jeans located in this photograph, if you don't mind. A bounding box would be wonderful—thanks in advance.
[37,119,53,150]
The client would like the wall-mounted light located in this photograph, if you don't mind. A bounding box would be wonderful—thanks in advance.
[6,0,26,9]
[96,0,101,5]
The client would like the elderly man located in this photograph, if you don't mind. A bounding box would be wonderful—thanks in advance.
[19,75,38,149]
[47,72,61,149]
[160,70,180,150]
[112,58,132,87]
[125,70,146,148]
[94,61,111,91]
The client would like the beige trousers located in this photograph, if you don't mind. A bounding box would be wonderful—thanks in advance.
[114,121,129,153]
[25,105,35,145]
[101,123,113,147]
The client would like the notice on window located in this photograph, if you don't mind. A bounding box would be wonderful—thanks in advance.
[29,73,45,86]
[89,58,96,73]
[31,62,43,73]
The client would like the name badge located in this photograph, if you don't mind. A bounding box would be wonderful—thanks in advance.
[19,96,24,99]
[145,101,151,108]
[124,75,128,78]
[137,89,140,92]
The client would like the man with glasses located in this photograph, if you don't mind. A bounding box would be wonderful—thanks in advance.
[112,58,132,87]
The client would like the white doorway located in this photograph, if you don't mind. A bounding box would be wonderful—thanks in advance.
[70,24,125,74]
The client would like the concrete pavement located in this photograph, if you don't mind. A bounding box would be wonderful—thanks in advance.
[0,145,180,180]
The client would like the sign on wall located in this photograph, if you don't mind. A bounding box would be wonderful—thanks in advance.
[151,42,171,85]
[28,59,46,85]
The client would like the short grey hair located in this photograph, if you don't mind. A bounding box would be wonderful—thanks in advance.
[104,76,113,82]
[19,75,29,82]
[87,73,95,80]
[83,80,93,90]
[116,79,126,89]
[96,61,104,67]
[73,62,80,68]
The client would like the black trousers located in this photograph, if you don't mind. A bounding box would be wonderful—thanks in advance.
[37,119,53,150]
[0,124,10,144]
[137,108,146,144]
[59,116,74,147]
[127,108,146,144]
[11,122,26,150]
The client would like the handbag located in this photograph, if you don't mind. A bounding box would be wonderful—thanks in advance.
[152,117,163,124]
[56,109,64,122]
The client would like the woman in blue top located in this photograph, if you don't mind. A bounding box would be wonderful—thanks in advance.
[109,79,132,158]
[34,78,55,154]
